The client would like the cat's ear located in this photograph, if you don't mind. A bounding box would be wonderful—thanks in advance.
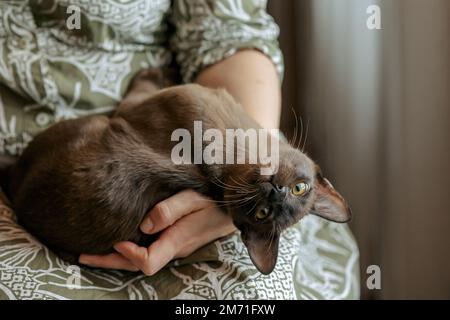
[241,228,279,275]
[310,170,352,223]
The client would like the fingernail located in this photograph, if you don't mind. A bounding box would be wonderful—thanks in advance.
[141,217,154,234]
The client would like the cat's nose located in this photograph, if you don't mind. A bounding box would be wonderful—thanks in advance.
[274,184,284,192]
[269,184,289,202]
[274,184,289,194]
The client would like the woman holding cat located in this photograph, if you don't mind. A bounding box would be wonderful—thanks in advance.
[77,49,282,275]
[0,0,359,299]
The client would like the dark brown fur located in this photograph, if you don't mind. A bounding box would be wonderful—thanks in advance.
[1,70,351,274]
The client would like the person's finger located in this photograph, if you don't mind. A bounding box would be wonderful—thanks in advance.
[116,206,236,275]
[140,189,215,234]
[78,252,139,271]
[113,241,150,271]
[172,208,236,258]
[114,237,178,276]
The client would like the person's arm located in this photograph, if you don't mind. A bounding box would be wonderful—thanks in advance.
[196,49,281,130]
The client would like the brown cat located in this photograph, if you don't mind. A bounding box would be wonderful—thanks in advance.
[0,70,351,274]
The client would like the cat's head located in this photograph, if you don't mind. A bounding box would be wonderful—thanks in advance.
[223,143,351,274]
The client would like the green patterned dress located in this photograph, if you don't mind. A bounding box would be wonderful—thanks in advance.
[0,0,360,300]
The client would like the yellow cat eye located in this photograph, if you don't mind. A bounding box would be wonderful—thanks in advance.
[256,207,271,220]
[291,182,310,196]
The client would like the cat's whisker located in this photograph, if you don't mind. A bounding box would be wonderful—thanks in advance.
[266,223,276,254]
[209,194,254,203]
[213,196,256,205]
[211,191,259,206]
[243,201,258,216]
[229,176,252,189]
[211,176,259,195]
[277,225,282,236]
[240,192,260,202]
[236,176,253,187]
[232,197,259,210]
[226,192,259,205]
[236,176,255,188]
[296,115,304,151]
[211,177,246,192]
[289,107,299,147]
[224,190,257,198]
[211,178,237,190]
[203,198,249,208]
[220,179,251,191]
[301,119,310,152]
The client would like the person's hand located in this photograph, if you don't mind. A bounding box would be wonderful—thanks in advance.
[79,190,236,275]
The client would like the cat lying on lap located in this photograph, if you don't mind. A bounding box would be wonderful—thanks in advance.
[0,70,351,274]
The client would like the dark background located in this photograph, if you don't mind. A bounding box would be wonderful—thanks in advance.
[268,0,450,299]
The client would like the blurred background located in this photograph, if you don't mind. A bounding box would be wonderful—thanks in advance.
[268,0,450,299]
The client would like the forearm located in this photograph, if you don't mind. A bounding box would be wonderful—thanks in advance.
[195,49,281,129]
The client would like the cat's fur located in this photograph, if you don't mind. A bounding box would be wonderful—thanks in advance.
[0,70,351,274]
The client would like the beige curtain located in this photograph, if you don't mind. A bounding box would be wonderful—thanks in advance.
[269,0,450,299]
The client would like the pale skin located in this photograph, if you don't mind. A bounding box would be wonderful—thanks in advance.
[78,49,282,275]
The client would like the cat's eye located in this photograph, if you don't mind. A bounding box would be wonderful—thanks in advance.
[255,207,271,220]
[291,182,310,196]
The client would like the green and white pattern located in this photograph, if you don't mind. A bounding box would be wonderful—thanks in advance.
[0,202,359,300]
[0,0,283,155]
[0,0,360,300]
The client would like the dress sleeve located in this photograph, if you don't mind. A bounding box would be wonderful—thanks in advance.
[170,0,284,83]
